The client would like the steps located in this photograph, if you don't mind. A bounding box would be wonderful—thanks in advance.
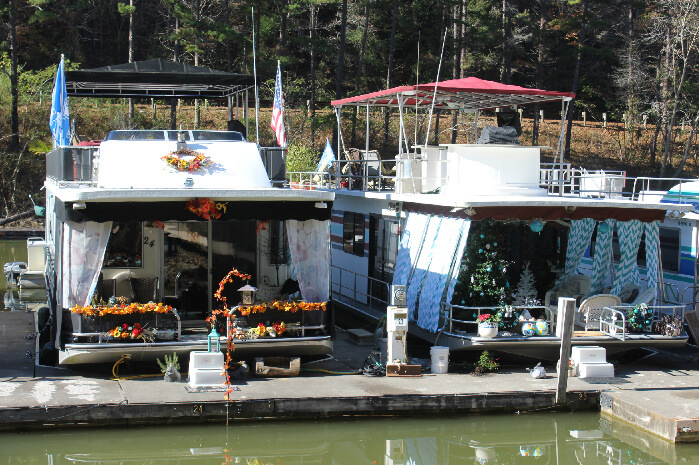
[188,351,225,387]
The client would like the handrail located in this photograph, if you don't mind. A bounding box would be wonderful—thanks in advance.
[443,303,553,334]
[330,264,391,311]
[600,307,626,340]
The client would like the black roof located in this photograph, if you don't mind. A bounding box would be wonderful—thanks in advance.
[65,59,255,99]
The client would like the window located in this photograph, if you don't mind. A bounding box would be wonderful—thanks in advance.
[660,227,680,273]
[343,212,365,256]
[104,222,143,268]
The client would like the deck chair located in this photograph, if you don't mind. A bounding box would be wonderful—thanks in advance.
[576,294,622,331]
[130,277,159,303]
[545,275,592,310]
[630,287,657,307]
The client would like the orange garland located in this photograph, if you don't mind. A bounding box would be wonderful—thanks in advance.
[71,302,173,317]
[236,301,327,316]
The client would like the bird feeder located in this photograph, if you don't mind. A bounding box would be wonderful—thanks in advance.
[238,284,258,305]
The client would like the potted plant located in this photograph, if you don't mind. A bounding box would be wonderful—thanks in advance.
[477,313,500,338]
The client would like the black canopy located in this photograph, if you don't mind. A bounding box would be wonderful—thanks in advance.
[65,59,255,99]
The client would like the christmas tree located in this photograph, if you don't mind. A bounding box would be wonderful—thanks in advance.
[513,263,539,306]
[452,220,512,308]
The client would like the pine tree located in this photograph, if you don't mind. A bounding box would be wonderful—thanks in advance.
[513,263,538,306]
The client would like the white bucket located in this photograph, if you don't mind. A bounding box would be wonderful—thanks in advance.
[430,346,449,374]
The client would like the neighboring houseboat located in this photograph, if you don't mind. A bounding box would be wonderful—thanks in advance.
[289,77,693,360]
[43,129,334,365]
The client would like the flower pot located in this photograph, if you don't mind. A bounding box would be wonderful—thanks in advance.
[478,322,499,338]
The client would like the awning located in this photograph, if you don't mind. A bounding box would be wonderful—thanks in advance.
[331,77,575,111]
[65,59,255,99]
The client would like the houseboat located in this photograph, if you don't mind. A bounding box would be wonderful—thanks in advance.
[288,77,694,360]
[42,129,334,366]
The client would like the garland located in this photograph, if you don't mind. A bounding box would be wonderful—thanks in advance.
[186,198,228,220]
[236,301,327,316]
[161,149,212,172]
[71,302,173,317]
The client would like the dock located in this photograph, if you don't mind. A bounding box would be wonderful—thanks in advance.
[1,310,699,442]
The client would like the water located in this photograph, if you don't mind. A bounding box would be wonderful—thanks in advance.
[1,412,698,464]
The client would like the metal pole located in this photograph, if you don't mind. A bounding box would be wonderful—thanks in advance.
[251,7,260,145]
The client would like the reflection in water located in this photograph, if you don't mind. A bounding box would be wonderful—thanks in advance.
[1,413,697,464]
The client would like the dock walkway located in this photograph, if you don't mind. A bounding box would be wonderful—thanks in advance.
[1,311,699,442]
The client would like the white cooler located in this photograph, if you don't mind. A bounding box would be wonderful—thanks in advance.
[188,351,225,386]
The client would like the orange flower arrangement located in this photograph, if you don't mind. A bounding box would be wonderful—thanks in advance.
[236,300,327,316]
[186,198,228,220]
[71,302,172,316]
[161,148,212,172]
[106,323,155,342]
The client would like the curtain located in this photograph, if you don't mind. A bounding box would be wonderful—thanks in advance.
[561,218,596,280]
[417,217,471,332]
[611,220,644,295]
[406,216,442,320]
[644,220,660,291]
[393,213,429,287]
[286,219,330,302]
[591,219,616,293]
[61,221,112,308]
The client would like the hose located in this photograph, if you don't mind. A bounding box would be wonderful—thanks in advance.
[111,354,131,379]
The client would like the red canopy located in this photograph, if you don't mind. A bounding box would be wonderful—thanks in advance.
[332,77,574,111]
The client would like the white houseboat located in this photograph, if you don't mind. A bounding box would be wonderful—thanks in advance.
[288,77,695,360]
[36,59,338,366]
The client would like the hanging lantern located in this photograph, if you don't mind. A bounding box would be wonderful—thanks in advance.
[207,326,220,352]
[238,284,258,305]
[530,219,545,233]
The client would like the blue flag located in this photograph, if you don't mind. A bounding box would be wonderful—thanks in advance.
[316,138,336,172]
[49,55,70,148]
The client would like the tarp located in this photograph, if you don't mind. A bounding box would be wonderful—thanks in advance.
[331,77,574,111]
[66,59,254,99]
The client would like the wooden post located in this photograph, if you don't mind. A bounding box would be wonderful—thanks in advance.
[540,110,544,124]
[556,297,576,404]
[623,113,627,129]
[603,113,607,128]
[582,111,586,127]
[643,114,648,129]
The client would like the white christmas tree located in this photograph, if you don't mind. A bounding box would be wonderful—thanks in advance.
[513,264,539,305]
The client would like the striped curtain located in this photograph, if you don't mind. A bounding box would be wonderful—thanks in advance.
[286,219,330,302]
[561,218,596,281]
[591,219,616,293]
[406,217,442,320]
[393,213,429,288]
[644,220,660,291]
[611,220,644,295]
[62,221,112,308]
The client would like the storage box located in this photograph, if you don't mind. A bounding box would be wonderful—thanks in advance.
[188,368,226,386]
[189,351,224,370]
[571,346,607,364]
[578,362,614,378]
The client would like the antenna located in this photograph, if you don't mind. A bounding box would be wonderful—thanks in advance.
[252,7,260,145]
[425,29,448,148]
[414,31,420,148]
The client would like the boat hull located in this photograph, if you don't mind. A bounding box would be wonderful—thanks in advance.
[58,336,333,365]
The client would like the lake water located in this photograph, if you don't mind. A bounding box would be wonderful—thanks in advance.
[1,412,698,464]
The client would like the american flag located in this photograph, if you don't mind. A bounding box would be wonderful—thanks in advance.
[271,62,286,147]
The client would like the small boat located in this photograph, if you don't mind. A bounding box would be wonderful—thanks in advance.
[3,237,47,290]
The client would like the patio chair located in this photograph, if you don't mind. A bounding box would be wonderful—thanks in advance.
[576,294,622,331]
[130,277,159,303]
[544,275,592,310]
[629,286,657,307]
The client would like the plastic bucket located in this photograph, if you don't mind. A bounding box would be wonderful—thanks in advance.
[430,346,449,374]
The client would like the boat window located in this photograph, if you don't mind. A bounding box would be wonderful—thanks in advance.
[660,227,680,273]
[192,131,244,141]
[105,130,166,141]
[166,131,191,141]
[103,222,143,268]
[343,212,365,256]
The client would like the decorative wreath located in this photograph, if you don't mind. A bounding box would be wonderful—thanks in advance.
[161,148,212,172]
[186,198,228,220]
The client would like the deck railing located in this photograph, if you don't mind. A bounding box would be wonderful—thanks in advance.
[330,264,391,312]
[601,304,685,340]
[442,303,554,334]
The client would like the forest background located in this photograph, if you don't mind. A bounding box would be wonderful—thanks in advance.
[1,0,698,220]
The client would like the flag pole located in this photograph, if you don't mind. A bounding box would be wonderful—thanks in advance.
[252,7,260,145]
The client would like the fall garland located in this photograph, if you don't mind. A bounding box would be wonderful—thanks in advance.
[161,148,212,172]
[186,198,228,220]
[235,301,327,316]
[71,302,173,317]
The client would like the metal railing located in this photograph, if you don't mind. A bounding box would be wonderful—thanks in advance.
[443,304,553,334]
[601,304,686,341]
[46,146,97,183]
[330,264,391,311]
